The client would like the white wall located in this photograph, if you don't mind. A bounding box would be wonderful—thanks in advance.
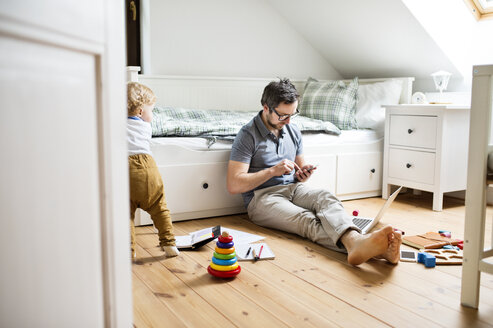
[147,0,341,80]
[402,0,493,93]
[267,0,462,92]
[146,0,492,93]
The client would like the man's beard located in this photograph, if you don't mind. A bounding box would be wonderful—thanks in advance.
[266,116,285,131]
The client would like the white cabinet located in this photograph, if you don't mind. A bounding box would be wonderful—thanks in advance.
[382,105,470,211]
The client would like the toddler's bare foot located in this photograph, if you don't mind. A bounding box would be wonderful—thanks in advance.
[162,245,180,257]
[342,226,395,266]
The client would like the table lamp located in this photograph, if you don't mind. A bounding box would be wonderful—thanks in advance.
[431,70,452,103]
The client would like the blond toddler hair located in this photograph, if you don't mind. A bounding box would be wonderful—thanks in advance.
[127,82,156,116]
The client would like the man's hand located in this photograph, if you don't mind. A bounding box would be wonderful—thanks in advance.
[271,159,301,176]
[295,164,317,182]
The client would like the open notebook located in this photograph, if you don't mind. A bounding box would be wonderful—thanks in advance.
[352,186,403,234]
[236,243,275,261]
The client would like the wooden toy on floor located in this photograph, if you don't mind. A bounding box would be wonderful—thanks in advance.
[402,231,461,249]
[438,230,452,238]
[417,252,436,268]
[419,248,463,265]
[207,231,241,278]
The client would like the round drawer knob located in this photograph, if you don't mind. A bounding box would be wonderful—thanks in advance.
[202,183,209,189]
[406,163,412,168]
[370,168,375,173]
[407,129,414,134]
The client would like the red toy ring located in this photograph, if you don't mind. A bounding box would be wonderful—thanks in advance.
[218,235,233,243]
[207,265,241,278]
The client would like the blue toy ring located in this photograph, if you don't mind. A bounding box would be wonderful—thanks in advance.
[216,241,234,248]
[212,257,237,266]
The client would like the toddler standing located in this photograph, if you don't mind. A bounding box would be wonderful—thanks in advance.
[127,82,179,258]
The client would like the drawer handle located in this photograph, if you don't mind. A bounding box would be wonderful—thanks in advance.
[202,183,209,189]
[370,168,375,173]
[406,163,412,169]
[407,129,414,134]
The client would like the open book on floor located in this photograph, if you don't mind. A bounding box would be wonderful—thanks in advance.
[175,225,221,250]
[236,243,275,261]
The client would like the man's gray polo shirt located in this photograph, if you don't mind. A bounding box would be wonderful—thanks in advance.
[230,111,303,207]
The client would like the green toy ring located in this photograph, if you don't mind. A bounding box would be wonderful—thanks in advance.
[213,251,236,259]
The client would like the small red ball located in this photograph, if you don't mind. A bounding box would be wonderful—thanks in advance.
[352,210,359,216]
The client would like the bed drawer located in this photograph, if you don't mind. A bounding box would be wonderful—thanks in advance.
[303,154,336,193]
[134,162,244,225]
[158,162,243,214]
[389,115,437,149]
[336,152,382,195]
[388,148,435,184]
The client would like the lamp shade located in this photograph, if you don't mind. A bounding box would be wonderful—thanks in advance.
[431,70,452,93]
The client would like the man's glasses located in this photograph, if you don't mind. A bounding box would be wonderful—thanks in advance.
[270,107,299,121]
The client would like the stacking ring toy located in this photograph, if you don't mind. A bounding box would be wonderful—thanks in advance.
[212,257,237,266]
[209,262,239,271]
[216,241,234,248]
[218,235,233,243]
[215,246,235,254]
[213,252,236,260]
[207,230,241,278]
[207,266,241,278]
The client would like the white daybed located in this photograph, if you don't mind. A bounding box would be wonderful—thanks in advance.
[461,64,493,308]
[126,67,414,224]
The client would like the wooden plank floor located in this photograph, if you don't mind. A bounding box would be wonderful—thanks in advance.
[132,191,493,327]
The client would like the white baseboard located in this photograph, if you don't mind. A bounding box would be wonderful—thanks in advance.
[445,189,493,206]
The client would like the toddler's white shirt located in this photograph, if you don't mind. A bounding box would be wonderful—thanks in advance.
[127,118,152,156]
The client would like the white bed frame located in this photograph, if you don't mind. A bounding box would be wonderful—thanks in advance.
[126,67,414,224]
[461,64,493,309]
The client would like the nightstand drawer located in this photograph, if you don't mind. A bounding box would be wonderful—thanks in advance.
[388,148,435,184]
[389,115,437,149]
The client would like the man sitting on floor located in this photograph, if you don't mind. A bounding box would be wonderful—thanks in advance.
[226,78,401,265]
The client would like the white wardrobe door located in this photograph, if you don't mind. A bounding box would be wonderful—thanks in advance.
[0,37,104,327]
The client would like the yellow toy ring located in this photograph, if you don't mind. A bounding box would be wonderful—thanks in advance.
[209,262,239,271]
[215,246,235,254]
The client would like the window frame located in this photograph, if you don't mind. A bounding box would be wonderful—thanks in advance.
[463,0,493,20]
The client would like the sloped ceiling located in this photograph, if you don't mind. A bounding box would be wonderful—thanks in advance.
[266,0,463,91]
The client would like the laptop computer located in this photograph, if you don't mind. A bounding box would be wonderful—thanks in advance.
[352,186,403,234]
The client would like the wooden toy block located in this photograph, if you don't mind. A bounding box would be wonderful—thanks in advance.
[417,252,436,268]
[418,248,463,265]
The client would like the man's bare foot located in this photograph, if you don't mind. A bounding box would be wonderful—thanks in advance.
[341,226,397,266]
[377,230,402,264]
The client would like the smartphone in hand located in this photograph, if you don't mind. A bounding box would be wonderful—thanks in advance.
[306,164,318,172]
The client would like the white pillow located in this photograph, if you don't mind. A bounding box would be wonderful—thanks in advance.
[355,79,403,131]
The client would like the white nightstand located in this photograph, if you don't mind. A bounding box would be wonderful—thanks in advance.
[382,104,470,211]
